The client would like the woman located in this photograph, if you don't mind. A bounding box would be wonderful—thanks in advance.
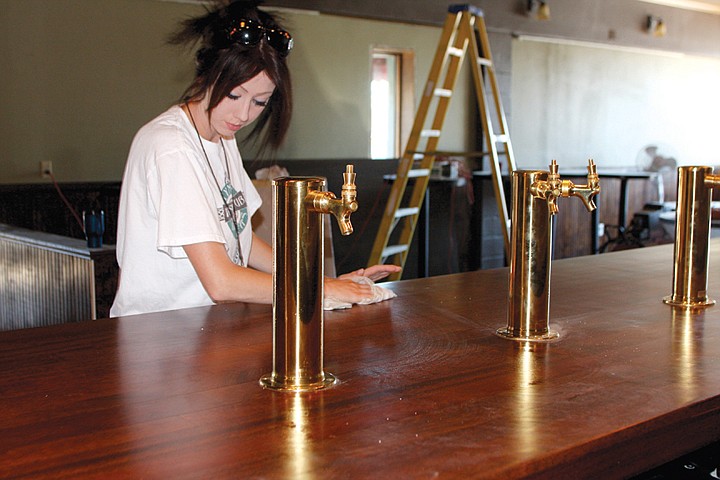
[110,0,399,317]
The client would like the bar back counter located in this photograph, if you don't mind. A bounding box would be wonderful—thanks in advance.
[0,224,118,329]
[2,242,720,478]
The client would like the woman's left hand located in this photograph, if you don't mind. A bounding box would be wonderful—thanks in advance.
[339,264,402,282]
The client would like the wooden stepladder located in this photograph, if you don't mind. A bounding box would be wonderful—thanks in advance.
[367,4,517,280]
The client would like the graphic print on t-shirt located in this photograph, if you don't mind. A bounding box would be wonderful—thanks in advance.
[219,183,249,238]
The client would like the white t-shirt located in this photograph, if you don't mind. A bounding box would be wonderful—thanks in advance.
[110,105,261,317]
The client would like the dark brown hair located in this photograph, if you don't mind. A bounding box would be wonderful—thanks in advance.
[169,0,292,156]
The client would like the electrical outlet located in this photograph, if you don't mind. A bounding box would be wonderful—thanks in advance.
[40,161,53,178]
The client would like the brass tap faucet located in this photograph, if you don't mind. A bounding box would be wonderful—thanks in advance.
[530,160,600,215]
[261,165,358,392]
[664,166,720,308]
[307,165,358,235]
[498,159,600,342]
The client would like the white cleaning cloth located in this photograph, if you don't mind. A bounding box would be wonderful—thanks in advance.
[323,275,397,310]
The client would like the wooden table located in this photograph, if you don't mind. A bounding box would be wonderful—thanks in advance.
[3,242,720,478]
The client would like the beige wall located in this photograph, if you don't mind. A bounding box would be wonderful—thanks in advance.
[265,0,720,60]
[511,37,720,170]
[2,0,196,183]
[5,0,719,185]
[0,0,473,183]
[243,11,473,161]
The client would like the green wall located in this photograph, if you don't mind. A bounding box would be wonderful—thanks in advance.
[2,0,195,182]
[0,0,473,183]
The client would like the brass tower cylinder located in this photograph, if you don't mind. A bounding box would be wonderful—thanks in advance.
[260,177,337,391]
[664,166,717,308]
[498,169,559,341]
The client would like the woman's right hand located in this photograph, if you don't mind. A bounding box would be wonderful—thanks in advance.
[324,276,375,305]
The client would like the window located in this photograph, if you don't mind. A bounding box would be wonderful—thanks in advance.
[370,48,414,159]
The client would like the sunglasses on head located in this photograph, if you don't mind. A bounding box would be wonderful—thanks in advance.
[224,19,293,56]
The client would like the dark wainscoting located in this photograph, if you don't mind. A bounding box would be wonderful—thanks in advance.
[0,182,121,246]
[0,183,121,328]
[1,159,665,317]
[247,158,482,278]
[0,166,663,269]
[0,166,666,271]
[1,162,670,331]
[0,160,474,318]
[556,173,671,258]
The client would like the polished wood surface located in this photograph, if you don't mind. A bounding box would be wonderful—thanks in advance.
[3,242,720,478]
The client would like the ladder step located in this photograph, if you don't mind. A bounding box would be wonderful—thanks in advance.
[421,129,441,138]
[408,168,431,177]
[448,47,464,58]
[434,88,453,97]
[477,57,492,67]
[395,207,420,219]
[493,134,510,143]
[382,244,410,257]
[383,169,430,182]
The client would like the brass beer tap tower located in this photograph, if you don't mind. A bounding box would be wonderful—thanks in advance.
[497,160,600,341]
[260,166,358,391]
[663,166,720,308]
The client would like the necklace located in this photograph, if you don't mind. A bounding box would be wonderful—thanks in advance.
[186,103,245,266]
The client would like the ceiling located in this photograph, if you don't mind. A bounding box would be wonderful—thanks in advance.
[165,0,720,15]
[637,0,720,14]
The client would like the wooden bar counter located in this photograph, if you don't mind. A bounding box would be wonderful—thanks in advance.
[3,242,720,478]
